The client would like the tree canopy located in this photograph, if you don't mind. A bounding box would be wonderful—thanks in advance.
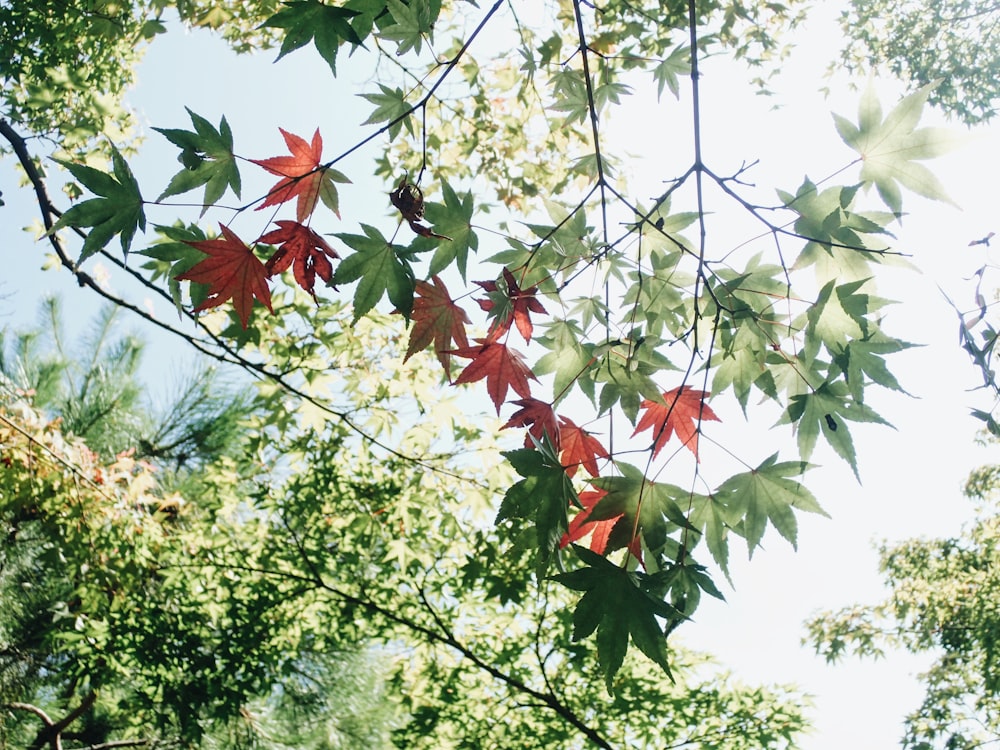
[0,0,995,747]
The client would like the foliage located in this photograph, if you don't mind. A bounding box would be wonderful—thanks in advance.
[0,0,982,741]
[837,0,1000,124]
[0,0,288,154]
[805,447,1000,749]
[0,309,810,748]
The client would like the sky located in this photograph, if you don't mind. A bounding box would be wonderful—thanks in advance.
[2,3,999,749]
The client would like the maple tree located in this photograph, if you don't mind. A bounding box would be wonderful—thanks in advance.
[1,0,993,745]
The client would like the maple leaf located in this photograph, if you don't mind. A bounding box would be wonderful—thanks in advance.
[497,441,577,578]
[558,417,609,477]
[450,338,537,414]
[833,81,959,214]
[258,220,338,300]
[502,398,559,448]
[560,488,629,556]
[475,267,547,342]
[403,276,470,378]
[175,223,272,328]
[250,128,349,221]
[632,386,721,460]
[50,145,145,263]
[154,109,240,212]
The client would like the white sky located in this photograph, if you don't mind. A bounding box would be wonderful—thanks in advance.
[2,3,999,748]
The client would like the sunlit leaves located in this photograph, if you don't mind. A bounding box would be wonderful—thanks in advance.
[834,82,959,214]
[632,387,721,460]
[260,0,363,74]
[782,381,890,479]
[259,220,339,300]
[496,440,576,578]
[139,223,217,311]
[333,224,416,321]
[251,128,349,221]
[417,180,478,278]
[379,0,440,57]
[553,546,679,691]
[652,44,690,100]
[558,417,608,478]
[359,84,414,141]
[590,462,696,556]
[714,453,827,554]
[154,109,240,211]
[476,267,547,343]
[50,145,145,262]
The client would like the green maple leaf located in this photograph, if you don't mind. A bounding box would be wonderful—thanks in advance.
[154,109,241,211]
[714,454,827,555]
[780,179,893,282]
[50,145,145,263]
[260,0,363,75]
[549,69,590,126]
[333,224,415,321]
[589,462,695,555]
[138,223,215,312]
[649,561,725,619]
[782,381,891,479]
[534,319,597,404]
[711,342,766,414]
[552,545,680,691]
[833,82,959,214]
[496,439,577,578]
[359,84,414,141]
[379,0,438,56]
[592,335,676,422]
[831,335,915,403]
[688,492,738,578]
[801,279,870,363]
[413,180,478,279]
[652,44,690,100]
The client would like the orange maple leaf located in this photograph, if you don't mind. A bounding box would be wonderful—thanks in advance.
[558,417,609,477]
[632,386,721,460]
[259,220,338,300]
[404,276,470,378]
[450,338,536,414]
[475,267,547,342]
[502,398,559,448]
[559,488,641,558]
[251,128,336,222]
[177,223,273,328]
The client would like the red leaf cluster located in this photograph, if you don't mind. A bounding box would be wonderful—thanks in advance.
[501,406,609,477]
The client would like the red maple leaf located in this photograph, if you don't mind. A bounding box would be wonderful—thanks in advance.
[251,128,334,222]
[502,398,559,448]
[632,386,721,460]
[259,220,339,300]
[559,488,641,558]
[558,417,609,477]
[450,338,536,414]
[475,267,547,342]
[177,223,273,329]
[404,276,470,378]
